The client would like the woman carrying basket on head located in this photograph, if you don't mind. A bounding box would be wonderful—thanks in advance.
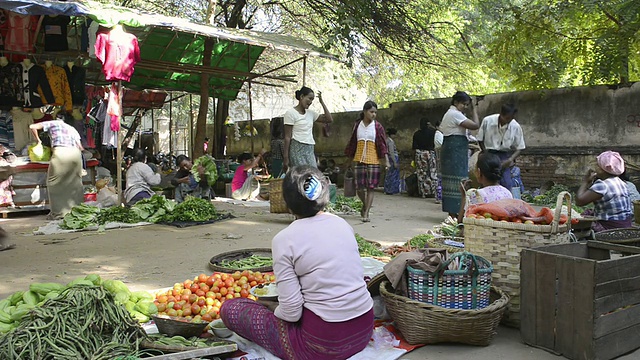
[220,166,373,360]
[283,87,333,171]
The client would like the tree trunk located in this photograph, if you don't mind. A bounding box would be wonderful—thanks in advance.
[213,99,229,158]
[194,38,214,158]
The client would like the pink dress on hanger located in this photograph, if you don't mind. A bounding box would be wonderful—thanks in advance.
[94,27,141,82]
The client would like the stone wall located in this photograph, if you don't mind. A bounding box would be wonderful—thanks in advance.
[227,82,640,189]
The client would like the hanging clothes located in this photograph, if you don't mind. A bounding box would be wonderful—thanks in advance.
[19,62,54,108]
[107,82,122,131]
[43,64,72,111]
[0,62,21,108]
[0,110,14,149]
[4,12,37,62]
[64,64,86,106]
[42,15,70,52]
[94,26,140,82]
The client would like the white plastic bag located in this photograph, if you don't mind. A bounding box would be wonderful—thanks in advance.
[97,187,118,208]
[371,326,400,350]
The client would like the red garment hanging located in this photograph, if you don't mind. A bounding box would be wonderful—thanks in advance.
[94,25,140,82]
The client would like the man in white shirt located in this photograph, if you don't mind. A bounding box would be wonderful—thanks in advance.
[477,104,526,190]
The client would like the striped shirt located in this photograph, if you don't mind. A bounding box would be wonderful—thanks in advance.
[40,120,81,148]
[590,177,632,221]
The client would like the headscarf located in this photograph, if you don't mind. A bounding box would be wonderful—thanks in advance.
[597,151,625,176]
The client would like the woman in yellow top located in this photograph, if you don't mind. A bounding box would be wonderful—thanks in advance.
[345,101,391,222]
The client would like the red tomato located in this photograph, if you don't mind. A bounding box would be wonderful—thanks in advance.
[157,295,168,303]
[188,294,198,303]
[249,281,257,287]
[202,313,213,322]
[199,284,210,293]
[196,289,206,297]
[205,276,215,287]
[190,283,200,293]
[182,307,192,317]
[167,296,176,303]
[224,278,234,288]
[191,304,201,314]
[173,302,183,310]
[240,289,249,298]
[172,289,181,297]
[181,294,190,302]
[232,272,242,280]
[197,298,206,307]
[198,273,208,283]
[167,309,177,317]
[157,303,167,312]
[206,291,215,299]
[183,279,193,288]
[181,289,192,296]
[219,287,228,296]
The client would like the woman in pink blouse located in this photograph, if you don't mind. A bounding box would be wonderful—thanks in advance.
[221,166,373,360]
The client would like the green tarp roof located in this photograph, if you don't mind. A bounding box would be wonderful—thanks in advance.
[0,0,336,100]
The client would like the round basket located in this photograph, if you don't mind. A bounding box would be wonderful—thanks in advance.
[269,178,289,213]
[594,228,640,254]
[152,315,209,338]
[208,248,273,273]
[423,236,465,253]
[366,272,388,297]
[379,280,509,346]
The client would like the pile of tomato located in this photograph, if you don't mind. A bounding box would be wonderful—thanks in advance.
[153,271,275,322]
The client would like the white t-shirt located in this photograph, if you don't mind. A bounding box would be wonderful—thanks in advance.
[440,105,469,136]
[272,212,373,323]
[434,130,444,149]
[476,114,526,151]
[283,107,320,145]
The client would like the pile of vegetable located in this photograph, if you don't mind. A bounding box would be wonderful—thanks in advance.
[326,195,363,215]
[219,255,273,270]
[146,334,228,349]
[0,285,149,359]
[167,196,217,222]
[522,184,589,213]
[355,233,385,257]
[0,274,157,336]
[154,271,275,322]
[433,216,461,237]
[192,155,218,186]
[60,195,222,230]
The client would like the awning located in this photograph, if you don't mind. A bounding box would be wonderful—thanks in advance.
[0,0,337,100]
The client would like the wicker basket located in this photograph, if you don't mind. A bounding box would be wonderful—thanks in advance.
[424,236,465,253]
[152,315,209,338]
[407,252,493,310]
[594,228,640,255]
[463,191,572,328]
[208,248,273,273]
[269,178,289,213]
[379,281,508,346]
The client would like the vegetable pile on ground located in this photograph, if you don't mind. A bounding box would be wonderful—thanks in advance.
[382,233,437,258]
[146,333,228,349]
[326,195,363,215]
[219,255,273,270]
[154,271,275,322]
[166,196,217,222]
[355,233,385,257]
[0,285,149,360]
[59,195,224,230]
[0,274,158,336]
[192,155,218,185]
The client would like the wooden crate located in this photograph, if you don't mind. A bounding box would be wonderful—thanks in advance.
[520,241,640,360]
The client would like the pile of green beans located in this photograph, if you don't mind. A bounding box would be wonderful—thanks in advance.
[219,255,273,270]
[0,285,149,360]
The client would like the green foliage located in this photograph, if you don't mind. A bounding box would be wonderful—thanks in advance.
[355,233,385,257]
[167,196,217,223]
[192,155,218,185]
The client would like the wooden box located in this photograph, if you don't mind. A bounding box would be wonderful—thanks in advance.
[520,241,640,360]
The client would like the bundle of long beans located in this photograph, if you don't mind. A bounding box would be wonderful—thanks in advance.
[0,285,149,360]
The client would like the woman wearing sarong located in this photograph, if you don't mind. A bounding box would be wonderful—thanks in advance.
[440,91,479,217]
[30,120,84,219]
[384,128,400,195]
[221,166,374,360]
[283,86,333,171]
[345,101,390,222]
[412,117,438,198]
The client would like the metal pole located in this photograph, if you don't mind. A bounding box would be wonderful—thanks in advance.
[189,94,194,158]
[169,92,173,155]
[302,56,307,86]
[248,81,254,154]
[116,81,123,205]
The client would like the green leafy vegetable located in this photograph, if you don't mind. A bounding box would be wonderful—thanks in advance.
[325,195,363,214]
[407,234,435,248]
[355,233,385,257]
[95,206,142,224]
[192,155,218,186]
[167,196,217,222]
[130,194,176,223]
[60,204,101,230]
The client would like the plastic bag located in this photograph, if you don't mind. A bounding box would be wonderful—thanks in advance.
[97,187,119,208]
[28,143,52,162]
[371,326,399,350]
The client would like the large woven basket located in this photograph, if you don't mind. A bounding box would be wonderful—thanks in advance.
[424,236,465,253]
[463,191,572,328]
[380,281,508,346]
[269,178,289,213]
[208,248,273,273]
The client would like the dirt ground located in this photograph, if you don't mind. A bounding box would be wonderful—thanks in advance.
[0,191,637,359]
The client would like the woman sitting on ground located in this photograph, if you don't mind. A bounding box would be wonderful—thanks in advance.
[458,152,513,223]
[576,151,632,232]
[231,150,267,201]
[124,149,161,206]
[221,166,374,360]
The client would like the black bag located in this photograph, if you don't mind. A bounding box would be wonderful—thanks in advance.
[405,173,419,197]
